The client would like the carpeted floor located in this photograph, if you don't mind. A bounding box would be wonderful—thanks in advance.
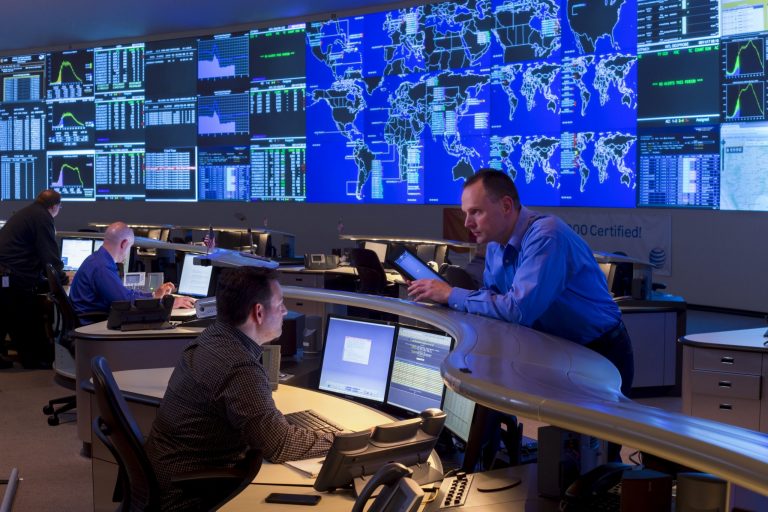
[0,366,91,512]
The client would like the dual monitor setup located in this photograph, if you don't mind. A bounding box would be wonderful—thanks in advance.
[318,315,475,445]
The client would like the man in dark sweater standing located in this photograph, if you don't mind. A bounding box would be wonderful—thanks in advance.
[0,189,67,369]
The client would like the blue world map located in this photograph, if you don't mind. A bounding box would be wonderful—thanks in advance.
[306,0,637,206]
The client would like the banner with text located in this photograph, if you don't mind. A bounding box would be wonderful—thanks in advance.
[556,211,672,276]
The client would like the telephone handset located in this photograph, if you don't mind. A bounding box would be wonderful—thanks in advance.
[351,462,424,512]
[559,462,632,511]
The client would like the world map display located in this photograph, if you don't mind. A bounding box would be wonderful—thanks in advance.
[306,0,637,205]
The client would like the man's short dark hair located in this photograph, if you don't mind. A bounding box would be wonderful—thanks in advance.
[216,267,279,326]
[464,169,520,209]
[35,189,62,208]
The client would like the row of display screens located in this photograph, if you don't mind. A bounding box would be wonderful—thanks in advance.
[0,0,766,209]
[319,315,475,442]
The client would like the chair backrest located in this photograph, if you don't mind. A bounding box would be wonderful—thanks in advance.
[349,248,388,294]
[439,265,479,290]
[91,356,161,512]
[45,264,82,333]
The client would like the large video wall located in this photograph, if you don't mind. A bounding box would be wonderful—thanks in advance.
[0,0,765,209]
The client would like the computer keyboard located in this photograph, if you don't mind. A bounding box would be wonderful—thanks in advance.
[284,409,345,434]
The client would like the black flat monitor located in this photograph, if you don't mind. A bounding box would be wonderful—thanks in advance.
[177,253,214,297]
[318,315,397,405]
[60,237,95,271]
[364,241,388,265]
[415,244,436,264]
[256,233,273,257]
[442,388,476,443]
[388,245,445,283]
[93,239,104,252]
[147,228,162,240]
[386,325,453,415]
[313,409,446,493]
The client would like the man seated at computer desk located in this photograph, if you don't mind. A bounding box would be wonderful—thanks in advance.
[70,222,194,321]
[145,266,334,511]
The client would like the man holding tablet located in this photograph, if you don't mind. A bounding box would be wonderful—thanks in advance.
[70,222,194,318]
[407,170,633,396]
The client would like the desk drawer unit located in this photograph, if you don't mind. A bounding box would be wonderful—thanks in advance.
[689,370,761,400]
[692,349,762,375]
[278,273,325,289]
[691,394,761,431]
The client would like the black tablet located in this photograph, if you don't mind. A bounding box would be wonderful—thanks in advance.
[387,245,445,282]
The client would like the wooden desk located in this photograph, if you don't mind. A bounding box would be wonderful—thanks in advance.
[87,368,441,511]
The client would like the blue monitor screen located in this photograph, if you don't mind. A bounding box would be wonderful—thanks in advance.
[319,316,396,403]
[386,326,452,414]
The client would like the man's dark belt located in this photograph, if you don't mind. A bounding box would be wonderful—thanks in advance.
[587,321,626,347]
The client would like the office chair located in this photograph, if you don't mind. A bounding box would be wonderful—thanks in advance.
[348,248,395,296]
[91,355,263,512]
[439,265,479,290]
[42,264,107,426]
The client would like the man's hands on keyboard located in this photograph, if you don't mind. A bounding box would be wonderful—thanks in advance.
[285,409,345,434]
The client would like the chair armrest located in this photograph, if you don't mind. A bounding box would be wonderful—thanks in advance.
[171,468,246,484]
[79,311,109,323]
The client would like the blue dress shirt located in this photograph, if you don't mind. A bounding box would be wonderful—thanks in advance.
[70,247,152,317]
[448,207,621,345]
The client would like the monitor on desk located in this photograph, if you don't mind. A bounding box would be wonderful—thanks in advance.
[442,388,476,443]
[177,253,214,297]
[93,239,104,252]
[364,241,388,265]
[60,238,95,271]
[386,326,453,415]
[256,233,273,257]
[318,316,397,405]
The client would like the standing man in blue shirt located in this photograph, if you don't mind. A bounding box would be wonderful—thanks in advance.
[408,169,633,393]
[70,222,194,318]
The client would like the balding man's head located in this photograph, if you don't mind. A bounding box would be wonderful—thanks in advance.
[102,222,134,264]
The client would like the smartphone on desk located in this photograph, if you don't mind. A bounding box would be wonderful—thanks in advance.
[265,492,321,506]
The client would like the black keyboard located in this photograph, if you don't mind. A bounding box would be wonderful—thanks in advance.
[285,409,345,434]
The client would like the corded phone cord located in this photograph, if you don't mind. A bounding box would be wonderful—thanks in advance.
[476,478,522,493]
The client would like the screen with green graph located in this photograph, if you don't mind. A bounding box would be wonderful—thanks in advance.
[0,1,766,210]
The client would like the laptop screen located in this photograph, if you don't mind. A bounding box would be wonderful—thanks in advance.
[318,316,397,404]
[386,326,453,414]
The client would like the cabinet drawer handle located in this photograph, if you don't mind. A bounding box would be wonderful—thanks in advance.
[295,278,304,282]
[295,302,304,307]
[718,381,732,388]
[720,357,735,365]
[719,404,733,410]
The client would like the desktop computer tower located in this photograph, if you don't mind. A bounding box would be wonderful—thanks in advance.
[537,426,605,498]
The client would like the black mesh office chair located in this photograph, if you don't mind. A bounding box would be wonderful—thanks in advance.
[348,248,395,296]
[91,356,263,512]
[42,264,107,426]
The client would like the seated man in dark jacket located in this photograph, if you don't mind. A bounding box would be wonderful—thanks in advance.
[145,267,333,511]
